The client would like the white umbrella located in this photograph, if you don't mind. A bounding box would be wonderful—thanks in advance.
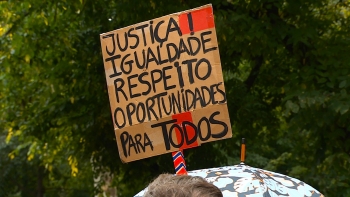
[135,139,324,197]
[134,164,324,197]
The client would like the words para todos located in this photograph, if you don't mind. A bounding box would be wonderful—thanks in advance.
[119,110,229,158]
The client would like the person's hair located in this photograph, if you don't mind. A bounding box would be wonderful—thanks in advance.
[143,173,223,197]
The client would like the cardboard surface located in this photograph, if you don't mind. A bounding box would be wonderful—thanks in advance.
[100,4,232,163]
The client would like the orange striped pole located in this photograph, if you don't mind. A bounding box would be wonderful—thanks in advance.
[240,138,246,164]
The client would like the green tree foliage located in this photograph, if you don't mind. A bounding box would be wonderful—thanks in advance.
[1,0,350,196]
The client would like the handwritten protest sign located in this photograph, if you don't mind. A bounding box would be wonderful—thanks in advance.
[100,4,232,163]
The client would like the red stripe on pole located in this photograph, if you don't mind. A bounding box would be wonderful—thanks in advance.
[172,151,187,175]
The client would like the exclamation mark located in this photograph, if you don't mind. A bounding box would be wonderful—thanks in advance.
[187,12,194,35]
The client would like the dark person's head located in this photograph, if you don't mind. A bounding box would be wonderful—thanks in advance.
[143,173,223,197]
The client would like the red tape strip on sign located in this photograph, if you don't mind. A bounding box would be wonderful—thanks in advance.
[171,112,199,149]
[179,6,215,35]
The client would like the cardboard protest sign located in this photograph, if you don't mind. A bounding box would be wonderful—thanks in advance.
[100,4,232,163]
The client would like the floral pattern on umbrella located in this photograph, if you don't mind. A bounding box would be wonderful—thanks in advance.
[188,165,324,197]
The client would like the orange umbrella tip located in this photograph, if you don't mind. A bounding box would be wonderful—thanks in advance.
[240,138,246,165]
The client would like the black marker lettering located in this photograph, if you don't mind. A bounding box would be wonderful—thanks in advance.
[210,111,228,138]
[120,54,133,74]
[209,83,218,104]
[161,96,172,115]
[114,107,126,129]
[185,89,195,111]
[216,82,227,103]
[128,28,139,49]
[136,24,149,46]
[201,86,212,106]
[146,96,158,120]
[175,62,184,88]
[139,72,151,96]
[163,65,176,90]
[195,58,212,80]
[178,38,191,59]
[106,55,122,78]
[114,78,128,103]
[182,59,197,84]
[120,131,129,157]
[146,47,159,68]
[126,103,136,126]
[153,92,167,119]
[166,17,182,38]
[187,36,201,55]
[182,121,198,145]
[149,21,155,44]
[136,102,146,123]
[144,133,154,151]
[150,69,162,93]
[157,45,169,65]
[134,134,142,153]
[154,20,166,45]
[134,50,146,69]
[151,119,177,150]
[193,88,202,109]
[171,91,182,114]
[116,32,128,52]
[102,34,116,56]
[201,31,218,53]
[198,117,211,141]
[166,43,178,62]
[128,134,137,155]
[169,124,184,148]
[128,74,141,99]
